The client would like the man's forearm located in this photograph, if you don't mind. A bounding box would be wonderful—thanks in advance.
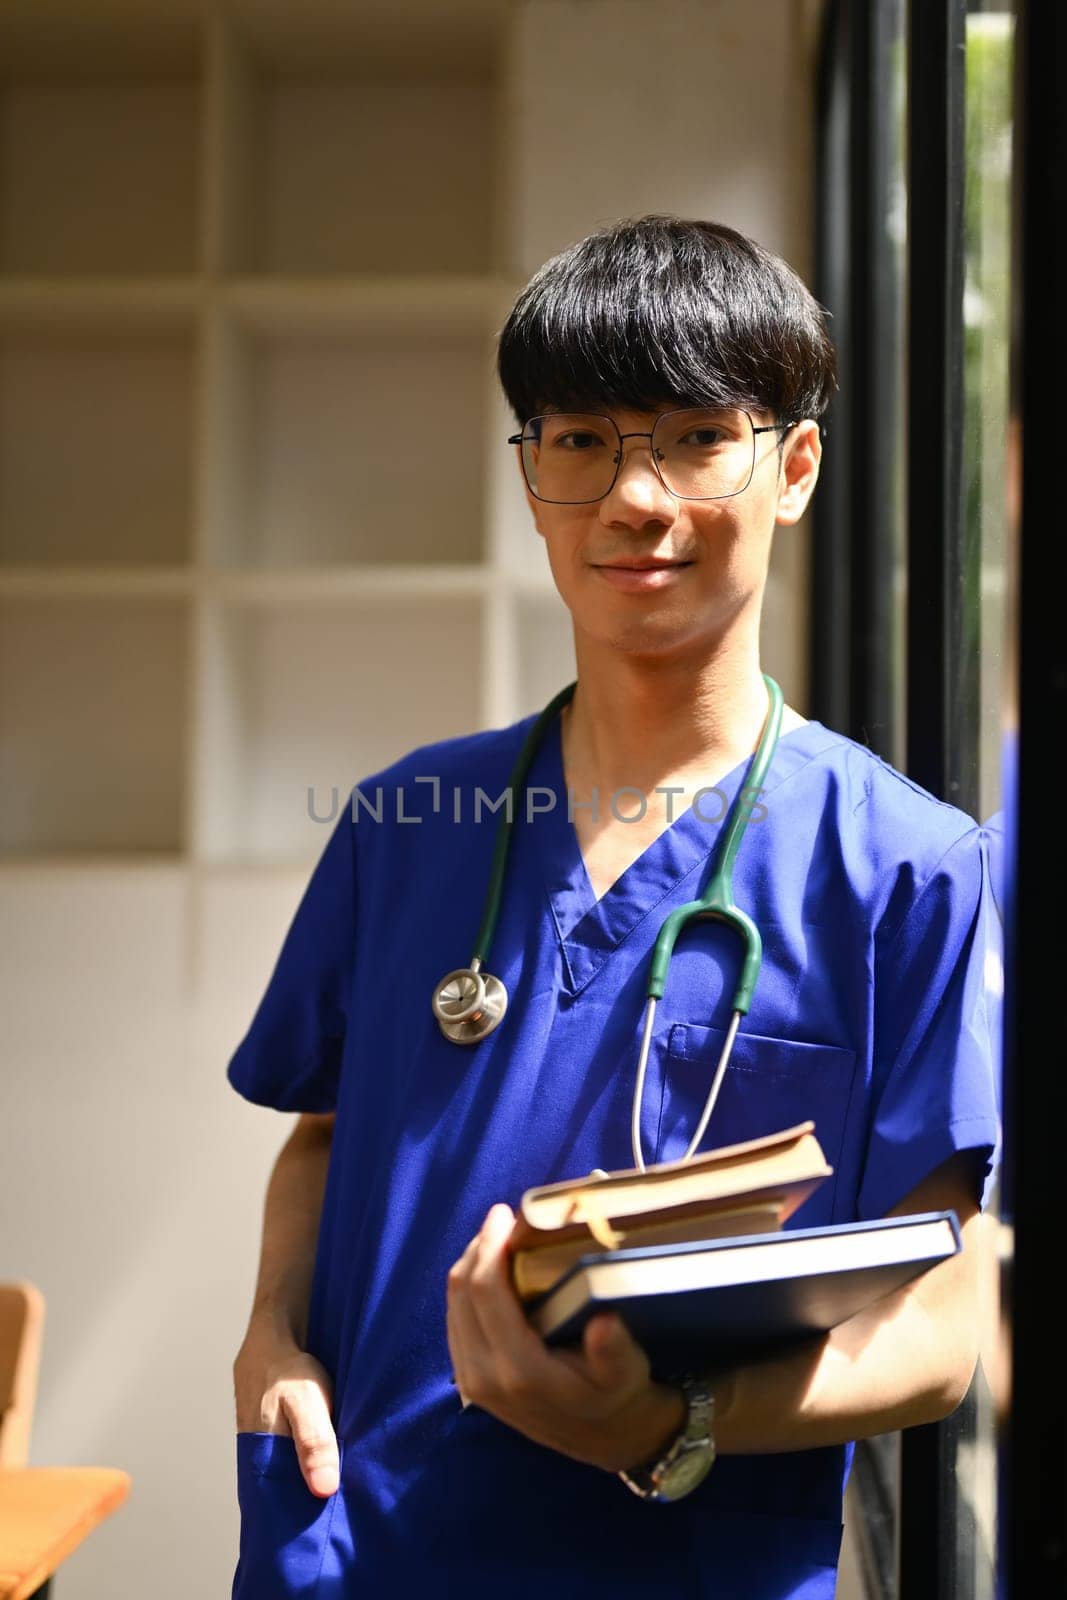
[245,1111,335,1348]
[713,1158,985,1456]
[713,1238,979,1455]
[233,1111,340,1484]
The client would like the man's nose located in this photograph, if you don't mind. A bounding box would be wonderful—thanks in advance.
[599,439,676,525]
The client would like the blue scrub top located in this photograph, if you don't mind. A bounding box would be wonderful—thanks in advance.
[227,711,1002,1600]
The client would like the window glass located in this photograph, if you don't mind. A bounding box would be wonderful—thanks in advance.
[952,6,1015,1597]
[964,6,1015,823]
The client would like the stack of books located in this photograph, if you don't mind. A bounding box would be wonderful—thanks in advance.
[509,1123,960,1370]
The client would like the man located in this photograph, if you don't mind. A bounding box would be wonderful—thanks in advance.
[228,216,1001,1597]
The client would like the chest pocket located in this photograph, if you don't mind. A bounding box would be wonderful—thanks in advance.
[656,1023,857,1223]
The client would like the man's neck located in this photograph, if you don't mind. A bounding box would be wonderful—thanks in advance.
[560,641,796,799]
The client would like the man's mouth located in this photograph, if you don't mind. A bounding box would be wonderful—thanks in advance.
[593,557,693,570]
[590,557,694,590]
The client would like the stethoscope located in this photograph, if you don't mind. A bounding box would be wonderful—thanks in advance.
[431,674,784,1169]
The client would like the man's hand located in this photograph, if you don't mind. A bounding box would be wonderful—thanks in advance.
[233,1324,340,1498]
[446,1202,687,1473]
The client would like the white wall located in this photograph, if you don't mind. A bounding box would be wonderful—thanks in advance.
[0,3,827,1594]
[1,863,297,1590]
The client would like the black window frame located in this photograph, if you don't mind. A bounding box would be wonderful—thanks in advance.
[1002,0,1067,1593]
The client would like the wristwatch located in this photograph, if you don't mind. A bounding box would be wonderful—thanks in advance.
[617,1373,716,1502]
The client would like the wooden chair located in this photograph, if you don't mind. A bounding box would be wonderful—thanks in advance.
[0,1283,131,1600]
[0,1283,45,1471]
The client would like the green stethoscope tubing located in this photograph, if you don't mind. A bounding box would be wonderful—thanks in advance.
[471,679,579,966]
[431,673,785,1170]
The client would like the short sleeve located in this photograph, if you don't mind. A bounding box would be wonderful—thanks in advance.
[226,796,356,1113]
[857,826,1003,1218]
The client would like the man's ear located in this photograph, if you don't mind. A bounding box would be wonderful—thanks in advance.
[774,421,822,527]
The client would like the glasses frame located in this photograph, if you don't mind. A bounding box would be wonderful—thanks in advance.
[506,408,800,505]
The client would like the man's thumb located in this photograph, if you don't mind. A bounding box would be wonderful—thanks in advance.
[583,1312,638,1384]
[285,1395,340,1498]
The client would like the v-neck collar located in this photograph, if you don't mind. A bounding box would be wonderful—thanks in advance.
[528,712,843,997]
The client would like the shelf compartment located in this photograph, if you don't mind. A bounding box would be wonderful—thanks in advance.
[217,37,495,275]
[0,596,189,858]
[0,73,200,276]
[204,318,489,568]
[0,4,202,79]
[196,593,484,864]
[0,328,196,568]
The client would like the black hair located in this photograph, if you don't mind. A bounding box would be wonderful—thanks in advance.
[497,215,838,427]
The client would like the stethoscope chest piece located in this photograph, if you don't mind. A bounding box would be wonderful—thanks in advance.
[432,965,508,1045]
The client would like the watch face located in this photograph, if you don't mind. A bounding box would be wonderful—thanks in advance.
[657,1441,714,1501]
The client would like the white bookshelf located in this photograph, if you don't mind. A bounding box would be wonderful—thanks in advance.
[0,0,552,867]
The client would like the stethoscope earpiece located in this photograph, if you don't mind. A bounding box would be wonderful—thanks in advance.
[432,966,508,1045]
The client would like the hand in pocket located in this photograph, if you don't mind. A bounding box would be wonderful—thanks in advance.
[234,1326,340,1498]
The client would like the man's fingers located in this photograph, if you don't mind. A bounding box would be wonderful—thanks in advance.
[448,1200,566,1408]
[466,1214,552,1374]
[281,1391,340,1499]
[581,1313,648,1391]
[451,1202,513,1279]
[481,1201,515,1239]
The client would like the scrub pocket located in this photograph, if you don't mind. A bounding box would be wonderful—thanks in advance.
[656,1023,857,1214]
[232,1431,346,1600]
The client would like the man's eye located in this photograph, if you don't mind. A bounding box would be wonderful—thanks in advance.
[678,428,726,448]
[554,431,603,451]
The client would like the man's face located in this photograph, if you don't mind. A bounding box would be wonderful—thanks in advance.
[520,404,821,663]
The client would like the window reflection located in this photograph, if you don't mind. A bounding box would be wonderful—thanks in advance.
[958,7,1015,1599]
[965,7,1015,824]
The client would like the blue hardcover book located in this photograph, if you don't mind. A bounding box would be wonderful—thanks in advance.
[526,1210,962,1371]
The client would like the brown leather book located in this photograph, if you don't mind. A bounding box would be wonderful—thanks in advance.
[509,1121,832,1303]
[512,1199,785,1301]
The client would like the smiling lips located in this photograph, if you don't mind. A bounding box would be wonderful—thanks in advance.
[591,556,693,591]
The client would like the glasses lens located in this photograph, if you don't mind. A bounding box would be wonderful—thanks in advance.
[652,408,756,499]
[521,414,620,503]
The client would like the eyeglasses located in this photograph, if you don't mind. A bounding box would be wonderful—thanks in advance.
[507,408,797,505]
